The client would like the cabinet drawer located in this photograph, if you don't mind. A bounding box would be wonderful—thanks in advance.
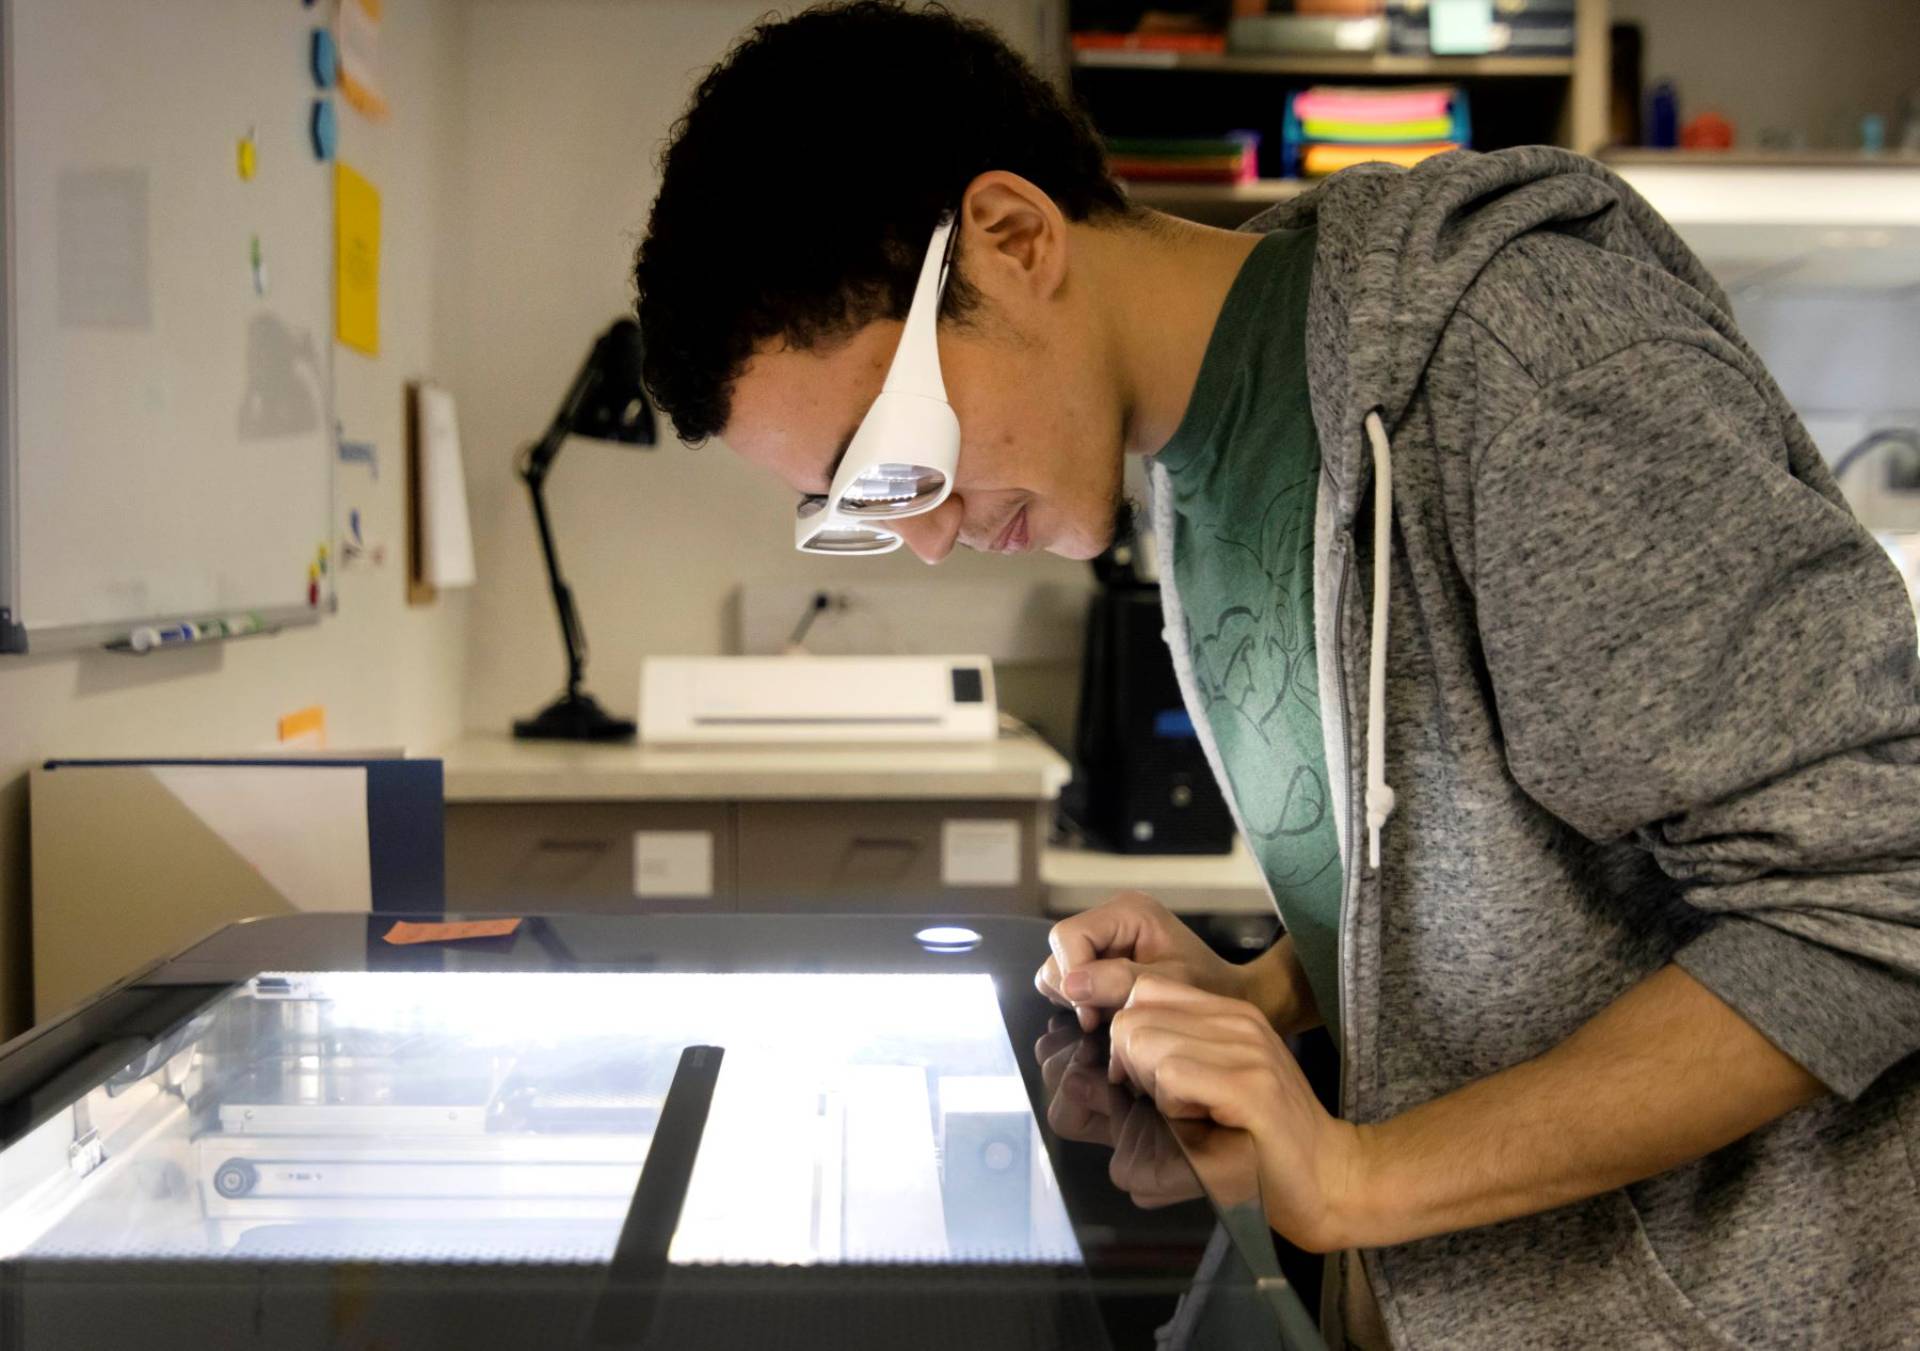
[445,803,733,913]
[735,801,1041,914]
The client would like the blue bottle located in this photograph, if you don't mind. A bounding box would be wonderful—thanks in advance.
[1647,80,1679,149]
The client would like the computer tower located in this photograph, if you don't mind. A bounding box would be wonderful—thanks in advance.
[1069,583,1235,855]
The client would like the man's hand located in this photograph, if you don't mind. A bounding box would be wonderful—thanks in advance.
[1035,891,1319,1034]
[1108,975,1363,1254]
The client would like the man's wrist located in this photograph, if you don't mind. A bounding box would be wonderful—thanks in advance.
[1238,940,1319,1036]
[1233,948,1289,1028]
[1321,1120,1386,1252]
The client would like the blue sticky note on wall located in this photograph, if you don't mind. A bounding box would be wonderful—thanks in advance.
[311,28,339,90]
[310,99,337,160]
[1430,0,1495,54]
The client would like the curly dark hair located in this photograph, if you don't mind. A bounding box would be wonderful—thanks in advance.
[633,2,1129,443]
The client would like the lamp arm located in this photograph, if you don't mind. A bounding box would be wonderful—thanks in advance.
[510,319,651,742]
[521,454,589,695]
[518,357,619,697]
[524,357,604,482]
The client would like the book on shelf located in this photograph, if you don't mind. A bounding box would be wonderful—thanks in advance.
[1106,133,1259,185]
[1071,30,1227,56]
[1283,84,1471,176]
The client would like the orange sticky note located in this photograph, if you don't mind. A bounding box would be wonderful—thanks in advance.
[277,704,327,748]
[383,918,522,946]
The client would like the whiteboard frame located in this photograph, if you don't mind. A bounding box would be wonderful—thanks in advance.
[0,0,21,653]
[0,0,332,656]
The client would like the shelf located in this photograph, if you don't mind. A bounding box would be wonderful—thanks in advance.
[1042,838,1272,917]
[1605,157,1920,290]
[1073,50,1575,78]
[1605,149,1920,170]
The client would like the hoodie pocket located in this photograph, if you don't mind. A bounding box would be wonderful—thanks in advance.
[1616,1195,1746,1351]
[1887,1055,1920,1194]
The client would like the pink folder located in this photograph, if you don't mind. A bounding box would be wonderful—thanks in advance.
[1294,88,1454,125]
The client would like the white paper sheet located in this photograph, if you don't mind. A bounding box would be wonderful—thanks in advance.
[417,383,475,588]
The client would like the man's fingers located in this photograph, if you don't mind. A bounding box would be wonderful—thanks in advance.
[1046,891,1165,979]
[1108,1004,1273,1092]
[1035,954,1069,1006]
[1060,958,1146,1010]
[1147,1054,1224,1122]
[1126,971,1240,1011]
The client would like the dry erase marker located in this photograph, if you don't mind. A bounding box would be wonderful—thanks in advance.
[129,623,196,653]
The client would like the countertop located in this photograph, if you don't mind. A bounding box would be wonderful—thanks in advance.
[1042,838,1272,916]
[435,727,1074,803]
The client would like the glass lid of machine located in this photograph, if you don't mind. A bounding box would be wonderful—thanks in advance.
[0,970,1080,1267]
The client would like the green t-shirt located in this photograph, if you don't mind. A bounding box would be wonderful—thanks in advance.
[1155,226,1346,1046]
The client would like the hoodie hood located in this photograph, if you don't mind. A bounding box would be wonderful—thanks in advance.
[1246,147,1731,529]
[1229,148,1738,864]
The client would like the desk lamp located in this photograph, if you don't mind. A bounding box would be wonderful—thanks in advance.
[513,318,656,741]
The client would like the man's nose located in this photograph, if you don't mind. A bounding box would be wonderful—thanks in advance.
[894,497,963,564]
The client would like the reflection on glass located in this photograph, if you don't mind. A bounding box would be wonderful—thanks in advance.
[0,972,1079,1268]
[1030,1015,1328,1351]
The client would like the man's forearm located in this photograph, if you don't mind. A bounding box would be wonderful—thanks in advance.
[1333,963,1826,1249]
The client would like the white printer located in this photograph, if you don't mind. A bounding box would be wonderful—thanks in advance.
[638,655,998,744]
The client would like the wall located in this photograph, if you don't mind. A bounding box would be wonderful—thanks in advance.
[445,1,1092,752]
[1612,0,1915,149]
[1732,288,1920,598]
[0,0,472,1036]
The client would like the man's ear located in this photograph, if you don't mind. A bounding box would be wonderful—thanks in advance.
[958,171,1069,304]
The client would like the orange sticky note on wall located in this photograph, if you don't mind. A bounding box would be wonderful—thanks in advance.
[277,705,327,748]
[383,918,522,946]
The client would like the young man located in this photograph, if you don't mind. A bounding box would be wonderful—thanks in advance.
[634,4,1920,1346]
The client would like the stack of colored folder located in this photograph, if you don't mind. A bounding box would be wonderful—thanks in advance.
[1282,86,1470,177]
[1106,134,1260,185]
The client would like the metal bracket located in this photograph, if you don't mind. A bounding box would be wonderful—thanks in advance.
[67,1123,105,1180]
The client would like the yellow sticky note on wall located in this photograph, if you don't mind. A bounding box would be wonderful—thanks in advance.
[334,162,380,356]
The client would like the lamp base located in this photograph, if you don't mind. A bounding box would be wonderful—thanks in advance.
[513,690,635,741]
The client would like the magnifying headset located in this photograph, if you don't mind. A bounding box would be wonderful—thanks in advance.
[794,215,961,555]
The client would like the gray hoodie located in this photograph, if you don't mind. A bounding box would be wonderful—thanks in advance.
[1146,147,1920,1348]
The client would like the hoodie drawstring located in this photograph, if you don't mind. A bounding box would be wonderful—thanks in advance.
[1364,409,1397,870]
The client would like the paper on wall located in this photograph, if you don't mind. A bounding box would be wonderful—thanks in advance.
[334,162,380,355]
[336,0,388,122]
[417,383,476,588]
[55,169,151,330]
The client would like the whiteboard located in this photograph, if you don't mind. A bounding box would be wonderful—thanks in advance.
[0,0,335,652]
